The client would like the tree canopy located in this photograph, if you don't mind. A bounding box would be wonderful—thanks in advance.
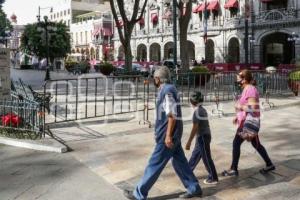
[20,21,71,61]
[109,0,148,71]
[0,0,12,39]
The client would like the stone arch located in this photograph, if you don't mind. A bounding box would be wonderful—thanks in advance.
[205,39,215,63]
[164,41,174,60]
[150,43,161,62]
[90,47,95,59]
[137,43,147,61]
[260,32,294,66]
[227,37,240,63]
[118,46,125,61]
[96,48,100,60]
[187,40,195,61]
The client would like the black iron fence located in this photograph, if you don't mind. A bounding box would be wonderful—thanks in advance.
[41,71,296,127]
[0,100,43,139]
[43,75,147,124]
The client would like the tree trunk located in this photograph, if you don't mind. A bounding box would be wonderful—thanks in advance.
[124,39,133,72]
[179,1,192,72]
[124,26,133,72]
[180,27,189,71]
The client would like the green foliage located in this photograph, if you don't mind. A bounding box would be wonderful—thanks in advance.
[0,3,12,39]
[65,60,89,74]
[65,60,78,71]
[289,70,300,81]
[97,62,114,75]
[191,66,210,73]
[20,21,71,61]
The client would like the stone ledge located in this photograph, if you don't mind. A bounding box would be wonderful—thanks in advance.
[0,136,68,153]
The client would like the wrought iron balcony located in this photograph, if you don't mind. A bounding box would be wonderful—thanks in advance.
[256,8,297,23]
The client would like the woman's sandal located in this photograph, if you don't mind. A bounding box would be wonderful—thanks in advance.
[259,165,275,174]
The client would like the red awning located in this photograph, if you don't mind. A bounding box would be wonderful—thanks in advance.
[207,1,219,11]
[151,13,158,24]
[224,0,239,9]
[101,28,112,36]
[138,18,145,25]
[261,0,273,3]
[162,10,172,20]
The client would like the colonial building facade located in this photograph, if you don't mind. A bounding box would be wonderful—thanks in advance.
[113,0,300,66]
[44,0,112,60]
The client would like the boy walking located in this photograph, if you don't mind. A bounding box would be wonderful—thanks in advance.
[185,92,219,185]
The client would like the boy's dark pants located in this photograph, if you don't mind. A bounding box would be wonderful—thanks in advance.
[188,134,218,181]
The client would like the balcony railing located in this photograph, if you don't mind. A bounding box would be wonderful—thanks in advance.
[256,8,297,23]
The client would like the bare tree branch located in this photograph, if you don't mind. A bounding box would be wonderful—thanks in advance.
[117,0,128,23]
[109,0,125,45]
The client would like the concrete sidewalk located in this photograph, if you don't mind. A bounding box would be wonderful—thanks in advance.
[0,145,125,200]
[1,96,299,200]
[49,97,300,199]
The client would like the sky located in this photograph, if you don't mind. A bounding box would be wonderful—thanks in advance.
[3,0,62,25]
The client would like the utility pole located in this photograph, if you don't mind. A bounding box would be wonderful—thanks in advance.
[172,0,177,68]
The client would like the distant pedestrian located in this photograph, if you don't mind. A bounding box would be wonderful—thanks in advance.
[193,60,198,66]
[185,91,219,185]
[124,66,202,200]
[201,57,206,65]
[222,70,275,177]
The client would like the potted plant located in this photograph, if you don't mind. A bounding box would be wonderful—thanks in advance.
[288,69,300,96]
[99,62,114,76]
[190,66,211,86]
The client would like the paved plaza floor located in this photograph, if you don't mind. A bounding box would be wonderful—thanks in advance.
[1,95,300,199]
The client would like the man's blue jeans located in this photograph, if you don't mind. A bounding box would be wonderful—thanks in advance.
[133,142,202,200]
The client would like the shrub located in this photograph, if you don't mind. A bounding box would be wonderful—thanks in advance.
[99,62,114,76]
[78,60,90,73]
[289,70,300,81]
[65,61,78,72]
[191,66,210,73]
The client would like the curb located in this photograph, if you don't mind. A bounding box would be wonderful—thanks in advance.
[0,136,68,153]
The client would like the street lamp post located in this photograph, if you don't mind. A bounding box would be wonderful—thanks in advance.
[287,32,300,63]
[172,0,177,68]
[36,6,53,81]
[249,35,255,64]
[37,16,57,81]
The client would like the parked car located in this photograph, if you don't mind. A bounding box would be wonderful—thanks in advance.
[113,63,149,77]
[162,59,181,70]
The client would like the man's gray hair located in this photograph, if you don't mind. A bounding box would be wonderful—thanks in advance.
[154,66,171,84]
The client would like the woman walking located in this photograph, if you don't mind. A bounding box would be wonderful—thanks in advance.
[222,69,275,177]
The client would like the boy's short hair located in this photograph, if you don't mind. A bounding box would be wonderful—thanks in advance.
[190,91,204,105]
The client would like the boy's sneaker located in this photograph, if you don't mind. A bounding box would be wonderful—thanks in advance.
[259,165,275,174]
[203,178,218,185]
[221,169,239,177]
[179,191,202,199]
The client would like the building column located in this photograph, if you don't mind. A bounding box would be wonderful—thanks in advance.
[160,42,165,61]
[147,44,150,62]
[253,44,260,64]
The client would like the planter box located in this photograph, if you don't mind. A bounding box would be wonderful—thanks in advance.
[288,79,300,96]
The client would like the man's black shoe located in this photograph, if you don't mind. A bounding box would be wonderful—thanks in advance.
[123,189,136,200]
[179,191,202,199]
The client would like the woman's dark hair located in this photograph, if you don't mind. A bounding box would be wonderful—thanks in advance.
[239,69,256,86]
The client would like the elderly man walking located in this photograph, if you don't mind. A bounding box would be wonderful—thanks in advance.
[124,66,202,200]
